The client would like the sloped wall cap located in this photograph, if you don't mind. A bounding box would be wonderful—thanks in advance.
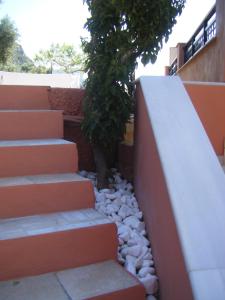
[139,76,225,300]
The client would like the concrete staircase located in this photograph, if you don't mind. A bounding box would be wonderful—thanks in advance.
[0,91,145,299]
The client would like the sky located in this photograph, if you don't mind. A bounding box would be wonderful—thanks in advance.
[0,0,216,76]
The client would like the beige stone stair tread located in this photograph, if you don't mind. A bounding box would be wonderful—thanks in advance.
[0,173,89,187]
[0,260,141,300]
[0,209,112,240]
[0,138,73,147]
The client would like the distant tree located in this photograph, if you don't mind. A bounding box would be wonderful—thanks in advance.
[0,16,18,65]
[0,43,35,72]
[34,43,85,73]
[82,0,186,188]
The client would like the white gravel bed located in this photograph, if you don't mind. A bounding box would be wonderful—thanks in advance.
[79,169,158,298]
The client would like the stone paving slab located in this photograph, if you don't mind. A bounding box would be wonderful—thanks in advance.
[0,261,140,300]
[0,138,73,147]
[0,209,111,240]
[0,173,89,187]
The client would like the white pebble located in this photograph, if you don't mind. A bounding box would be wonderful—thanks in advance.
[140,246,149,257]
[140,275,158,295]
[125,262,136,275]
[106,203,120,214]
[121,246,129,258]
[113,198,122,207]
[140,236,150,246]
[125,255,137,275]
[105,199,111,205]
[124,216,140,229]
[138,267,154,278]
[129,232,150,247]
[127,245,142,257]
[142,259,153,268]
[87,174,96,180]
[98,204,106,214]
[96,193,105,202]
[127,238,138,247]
[118,204,133,219]
[118,252,125,264]
[120,195,127,204]
[87,169,157,295]
[106,193,117,200]
[148,267,155,275]
[114,174,123,183]
[140,230,147,236]
[119,230,130,242]
[144,252,152,260]
[111,213,122,223]
[126,182,133,191]
[79,170,88,177]
[99,188,111,193]
[117,224,131,235]
[126,197,135,207]
[118,237,124,246]
[147,296,157,300]
[135,211,143,219]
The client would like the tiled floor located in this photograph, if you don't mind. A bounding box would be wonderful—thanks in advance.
[0,209,111,240]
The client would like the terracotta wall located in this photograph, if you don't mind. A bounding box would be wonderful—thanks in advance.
[133,77,225,300]
[48,88,95,171]
[0,85,50,109]
[185,82,225,155]
[0,85,84,116]
[0,85,95,170]
[48,88,84,116]
[134,82,193,300]
[178,0,225,82]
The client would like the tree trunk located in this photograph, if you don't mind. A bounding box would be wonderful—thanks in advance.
[93,145,109,189]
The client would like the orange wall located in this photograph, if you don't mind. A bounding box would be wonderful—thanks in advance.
[0,85,50,109]
[134,83,193,300]
[48,87,85,116]
[178,0,225,82]
[0,84,95,170]
[0,85,85,116]
[185,82,225,155]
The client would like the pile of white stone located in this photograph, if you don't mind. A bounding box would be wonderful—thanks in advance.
[79,169,158,299]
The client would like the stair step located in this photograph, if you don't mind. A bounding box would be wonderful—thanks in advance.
[0,173,95,218]
[0,139,77,177]
[0,85,50,109]
[0,209,118,280]
[0,110,63,140]
[0,260,145,300]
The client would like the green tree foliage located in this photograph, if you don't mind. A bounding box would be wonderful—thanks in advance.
[34,43,85,74]
[0,16,18,65]
[0,43,35,72]
[82,0,185,187]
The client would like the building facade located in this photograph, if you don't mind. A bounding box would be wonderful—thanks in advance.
[166,0,225,82]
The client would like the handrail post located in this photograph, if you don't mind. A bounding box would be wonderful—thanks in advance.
[203,19,208,45]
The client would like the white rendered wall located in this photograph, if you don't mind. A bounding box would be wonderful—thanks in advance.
[0,71,83,88]
[139,76,225,300]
